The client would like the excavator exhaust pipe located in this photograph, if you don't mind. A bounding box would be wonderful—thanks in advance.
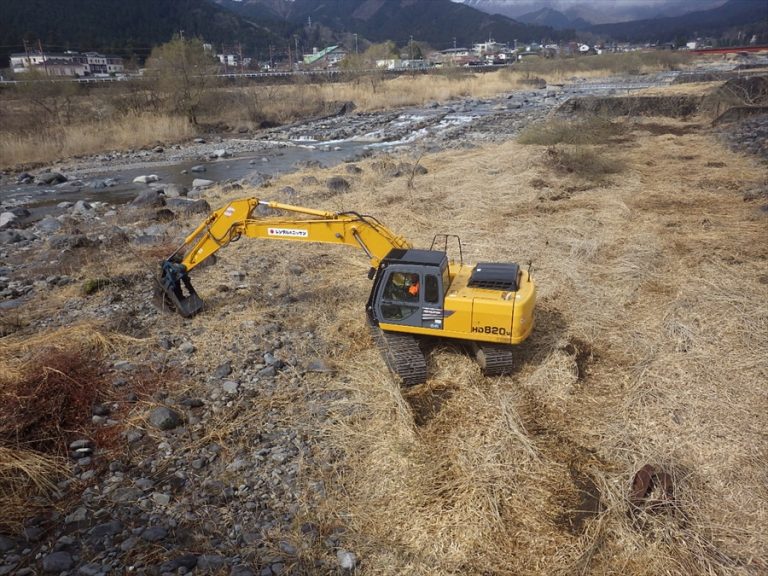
[155,260,204,318]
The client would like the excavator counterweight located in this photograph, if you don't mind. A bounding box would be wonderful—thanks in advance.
[155,197,535,385]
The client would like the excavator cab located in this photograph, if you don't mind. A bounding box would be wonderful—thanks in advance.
[367,249,449,330]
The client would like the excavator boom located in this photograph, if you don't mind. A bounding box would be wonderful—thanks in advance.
[156,198,412,316]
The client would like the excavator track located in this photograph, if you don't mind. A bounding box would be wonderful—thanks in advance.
[370,326,427,387]
[474,343,516,377]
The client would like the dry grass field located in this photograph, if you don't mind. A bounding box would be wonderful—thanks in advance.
[1,71,766,573]
[127,109,765,574]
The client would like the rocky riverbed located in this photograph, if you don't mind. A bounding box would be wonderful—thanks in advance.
[0,71,766,576]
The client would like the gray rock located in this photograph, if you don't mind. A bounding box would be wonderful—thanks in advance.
[141,526,168,542]
[179,341,195,354]
[69,439,92,450]
[327,176,351,193]
[230,567,254,576]
[192,178,215,189]
[78,563,103,576]
[120,536,139,551]
[152,492,171,506]
[72,200,94,217]
[213,361,232,378]
[162,183,188,198]
[49,234,96,250]
[345,164,363,175]
[37,172,67,185]
[42,551,74,572]
[131,189,165,208]
[221,380,239,395]
[89,519,123,538]
[212,149,231,158]
[0,230,23,244]
[242,172,271,187]
[135,477,154,491]
[0,536,15,552]
[197,555,226,572]
[336,550,357,571]
[0,212,17,229]
[35,217,63,234]
[65,507,87,524]
[148,406,184,430]
[133,174,160,184]
[160,555,198,572]
[191,165,207,173]
[165,198,211,215]
[194,138,206,144]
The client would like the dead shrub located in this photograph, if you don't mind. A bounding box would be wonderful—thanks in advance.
[518,116,627,146]
[0,348,106,453]
[544,145,625,180]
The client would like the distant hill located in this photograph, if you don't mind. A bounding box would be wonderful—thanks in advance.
[516,7,590,30]
[588,0,768,43]
[0,0,287,67]
[219,0,564,49]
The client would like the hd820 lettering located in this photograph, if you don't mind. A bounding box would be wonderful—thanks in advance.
[471,326,509,336]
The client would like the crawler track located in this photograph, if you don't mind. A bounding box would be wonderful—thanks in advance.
[474,343,516,376]
[370,327,427,387]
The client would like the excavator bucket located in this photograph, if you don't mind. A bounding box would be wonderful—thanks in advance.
[155,260,204,318]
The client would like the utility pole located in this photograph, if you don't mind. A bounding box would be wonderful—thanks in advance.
[287,41,292,71]
[37,39,48,76]
[179,30,184,41]
[222,44,228,74]
[409,35,413,61]
[269,44,274,69]
[453,37,456,50]
[238,42,244,73]
[294,35,299,67]
[354,33,358,55]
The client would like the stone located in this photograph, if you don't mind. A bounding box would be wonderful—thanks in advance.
[326,176,350,193]
[336,550,357,571]
[133,174,160,184]
[345,165,363,175]
[222,380,240,394]
[78,563,103,576]
[213,361,232,378]
[69,439,92,450]
[0,536,15,552]
[42,551,74,572]
[120,536,139,551]
[165,198,211,215]
[197,555,226,572]
[148,406,184,430]
[230,567,254,576]
[0,230,23,244]
[141,526,168,542]
[191,165,207,173]
[131,189,165,208]
[89,519,123,538]
[36,217,63,234]
[192,178,215,189]
[162,183,188,198]
[194,138,206,144]
[152,492,171,506]
[212,149,231,158]
[72,200,94,217]
[37,172,67,185]
[179,341,195,354]
[0,212,17,229]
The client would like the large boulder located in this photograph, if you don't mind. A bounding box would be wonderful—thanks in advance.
[131,189,166,208]
[133,174,160,184]
[165,198,211,216]
[36,172,67,185]
[0,212,18,229]
[192,178,215,189]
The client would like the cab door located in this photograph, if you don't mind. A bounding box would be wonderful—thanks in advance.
[374,268,445,330]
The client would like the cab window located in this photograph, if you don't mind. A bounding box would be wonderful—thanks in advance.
[425,275,440,303]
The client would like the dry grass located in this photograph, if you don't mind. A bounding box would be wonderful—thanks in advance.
[0,325,144,531]
[152,108,768,574]
[169,113,766,574]
[0,113,194,168]
[518,116,627,146]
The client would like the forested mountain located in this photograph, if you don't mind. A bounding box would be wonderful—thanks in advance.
[589,0,768,44]
[218,0,563,49]
[0,0,287,66]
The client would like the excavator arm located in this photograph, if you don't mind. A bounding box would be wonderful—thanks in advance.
[156,198,413,317]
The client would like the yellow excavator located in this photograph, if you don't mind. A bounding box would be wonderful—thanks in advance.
[157,198,535,385]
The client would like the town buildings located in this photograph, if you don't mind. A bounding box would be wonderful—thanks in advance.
[10,51,124,77]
